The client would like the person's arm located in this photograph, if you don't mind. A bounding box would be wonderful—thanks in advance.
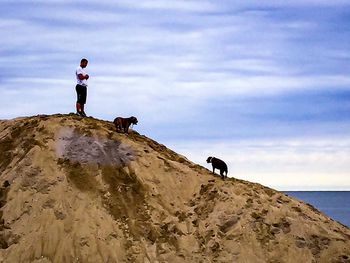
[78,74,89,80]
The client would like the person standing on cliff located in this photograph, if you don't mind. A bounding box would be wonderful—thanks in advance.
[75,58,89,117]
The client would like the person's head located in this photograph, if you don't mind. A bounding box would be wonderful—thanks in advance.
[80,58,88,68]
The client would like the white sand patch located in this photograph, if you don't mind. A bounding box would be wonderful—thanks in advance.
[56,127,135,166]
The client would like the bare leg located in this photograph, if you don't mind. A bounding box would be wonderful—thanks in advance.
[76,102,82,113]
[81,104,87,117]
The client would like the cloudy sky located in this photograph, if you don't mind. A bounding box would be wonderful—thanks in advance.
[1,0,349,190]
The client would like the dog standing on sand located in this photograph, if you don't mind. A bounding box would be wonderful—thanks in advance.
[113,116,138,133]
[206,156,228,179]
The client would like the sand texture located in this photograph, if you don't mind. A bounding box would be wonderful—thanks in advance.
[0,114,349,263]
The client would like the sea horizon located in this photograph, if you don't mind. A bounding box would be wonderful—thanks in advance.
[285,191,350,228]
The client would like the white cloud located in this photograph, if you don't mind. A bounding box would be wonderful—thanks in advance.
[1,0,349,190]
[116,0,218,12]
[170,138,350,190]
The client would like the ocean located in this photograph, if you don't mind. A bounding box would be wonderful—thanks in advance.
[285,191,350,228]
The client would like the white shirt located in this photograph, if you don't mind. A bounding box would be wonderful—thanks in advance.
[76,66,88,86]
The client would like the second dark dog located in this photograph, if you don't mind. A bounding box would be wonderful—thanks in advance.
[206,156,228,179]
[113,116,138,133]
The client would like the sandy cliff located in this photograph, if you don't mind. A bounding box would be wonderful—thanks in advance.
[0,114,349,263]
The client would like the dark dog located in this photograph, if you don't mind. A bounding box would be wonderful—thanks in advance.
[206,156,228,179]
[113,116,138,133]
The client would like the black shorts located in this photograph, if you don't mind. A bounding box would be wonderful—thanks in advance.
[76,84,87,104]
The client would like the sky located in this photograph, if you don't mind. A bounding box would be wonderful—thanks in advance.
[1,0,349,190]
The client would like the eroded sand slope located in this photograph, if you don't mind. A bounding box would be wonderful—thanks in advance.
[0,114,349,263]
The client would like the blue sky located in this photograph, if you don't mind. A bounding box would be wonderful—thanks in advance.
[1,0,350,190]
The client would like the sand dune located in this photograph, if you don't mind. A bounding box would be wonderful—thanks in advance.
[0,114,349,262]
